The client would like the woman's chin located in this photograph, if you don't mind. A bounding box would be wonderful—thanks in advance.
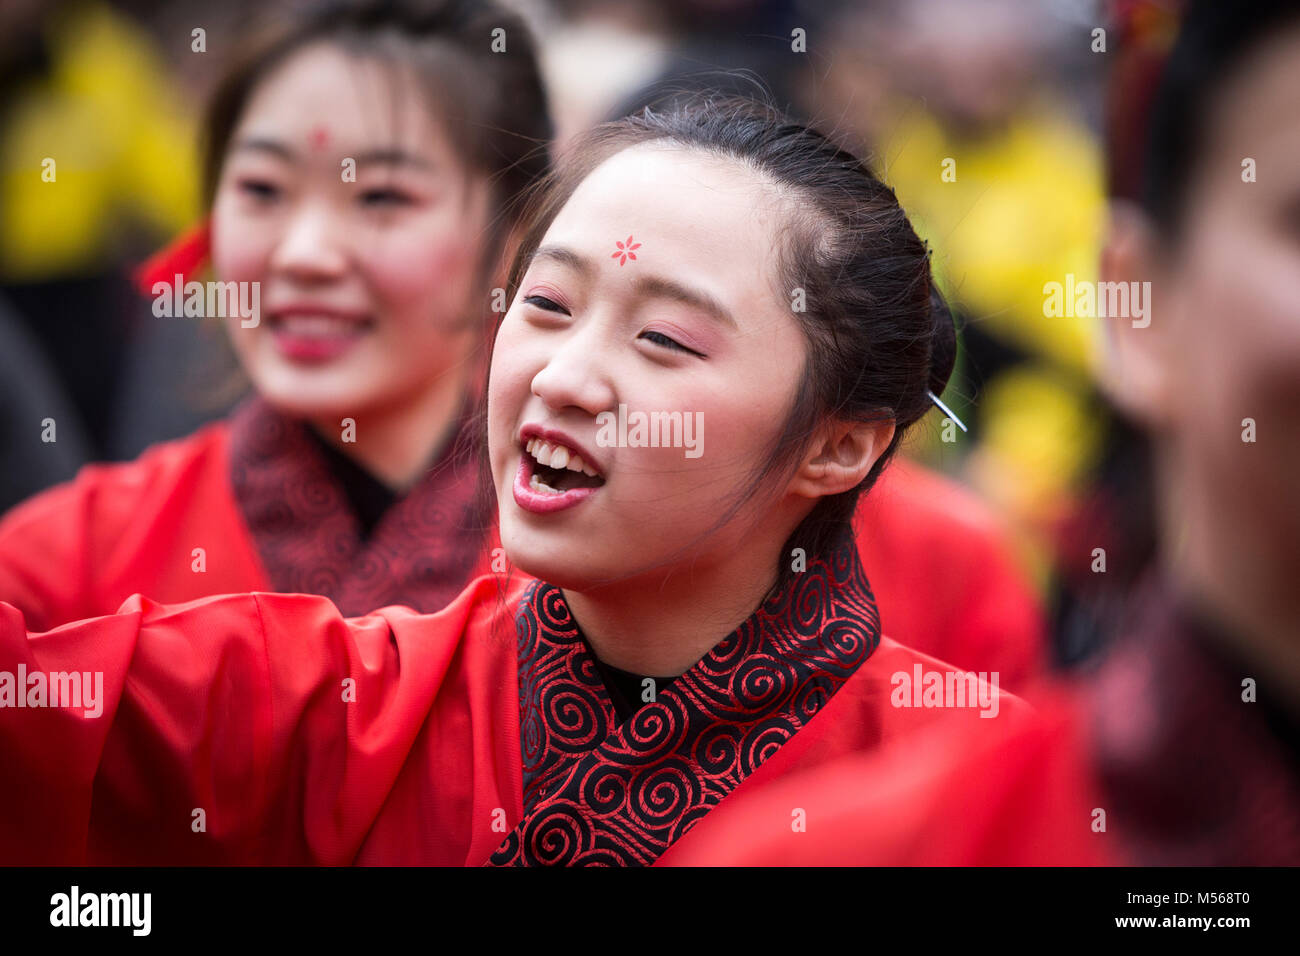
[515,560,593,591]
[501,528,606,590]
[251,371,386,422]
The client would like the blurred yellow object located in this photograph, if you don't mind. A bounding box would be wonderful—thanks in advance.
[880,95,1109,570]
[881,96,1106,376]
[962,366,1103,587]
[979,365,1101,516]
[0,1,199,280]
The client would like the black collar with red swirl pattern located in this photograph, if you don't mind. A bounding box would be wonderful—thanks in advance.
[227,395,488,617]
[489,526,880,866]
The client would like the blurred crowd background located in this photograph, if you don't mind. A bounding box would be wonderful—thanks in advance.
[0,0,1177,669]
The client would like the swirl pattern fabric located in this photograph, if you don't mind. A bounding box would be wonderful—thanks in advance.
[489,529,880,866]
[227,397,488,616]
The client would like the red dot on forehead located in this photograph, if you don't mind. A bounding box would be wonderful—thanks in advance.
[308,125,330,150]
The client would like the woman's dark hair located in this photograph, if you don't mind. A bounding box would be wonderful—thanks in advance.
[1142,0,1300,238]
[201,0,552,294]
[499,94,956,587]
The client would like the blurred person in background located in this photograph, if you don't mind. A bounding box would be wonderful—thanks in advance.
[665,0,1300,865]
[0,0,552,629]
[0,0,202,506]
[862,0,1108,583]
[1081,0,1300,863]
[817,0,1119,668]
[534,0,811,150]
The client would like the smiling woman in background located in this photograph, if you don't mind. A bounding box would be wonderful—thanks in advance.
[0,0,550,628]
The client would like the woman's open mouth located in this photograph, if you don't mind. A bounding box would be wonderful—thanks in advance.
[268,310,374,363]
[513,436,605,514]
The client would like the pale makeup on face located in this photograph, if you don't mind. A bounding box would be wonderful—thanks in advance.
[209,42,491,487]
[486,144,829,674]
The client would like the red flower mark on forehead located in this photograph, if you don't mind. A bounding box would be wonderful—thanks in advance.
[308,125,330,151]
[611,236,641,266]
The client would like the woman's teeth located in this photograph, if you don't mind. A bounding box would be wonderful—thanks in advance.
[529,472,563,495]
[273,315,364,336]
[525,437,598,477]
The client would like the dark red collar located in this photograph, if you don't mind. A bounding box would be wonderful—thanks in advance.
[491,528,880,866]
[1091,570,1300,864]
[227,396,489,616]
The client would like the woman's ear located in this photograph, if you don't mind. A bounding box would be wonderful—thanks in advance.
[1098,201,1176,429]
[787,418,895,500]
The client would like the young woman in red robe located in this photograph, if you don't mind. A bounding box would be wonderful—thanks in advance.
[0,95,1042,866]
[0,0,551,627]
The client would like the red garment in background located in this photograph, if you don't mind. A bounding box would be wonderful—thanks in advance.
[659,683,1114,866]
[855,458,1045,687]
[0,397,494,630]
[663,571,1300,867]
[1086,571,1300,865]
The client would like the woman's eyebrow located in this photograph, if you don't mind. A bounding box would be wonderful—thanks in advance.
[352,148,437,171]
[232,137,296,161]
[229,139,435,171]
[527,245,738,329]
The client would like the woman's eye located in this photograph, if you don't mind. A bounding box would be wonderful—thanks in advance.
[640,329,703,357]
[522,294,569,315]
[359,188,412,207]
[238,179,280,202]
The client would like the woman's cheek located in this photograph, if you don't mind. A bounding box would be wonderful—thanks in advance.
[362,224,479,322]
[210,214,272,355]
[209,202,271,284]
[487,335,530,480]
[489,317,536,404]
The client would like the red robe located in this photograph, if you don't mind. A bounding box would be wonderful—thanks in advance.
[0,530,1032,866]
[0,397,494,630]
[855,458,1044,687]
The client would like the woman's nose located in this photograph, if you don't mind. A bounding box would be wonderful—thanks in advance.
[530,326,617,417]
[267,203,349,281]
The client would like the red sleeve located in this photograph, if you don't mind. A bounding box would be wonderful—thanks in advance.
[0,426,266,632]
[937,507,1046,687]
[855,460,1046,687]
[0,478,104,632]
[0,578,499,864]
